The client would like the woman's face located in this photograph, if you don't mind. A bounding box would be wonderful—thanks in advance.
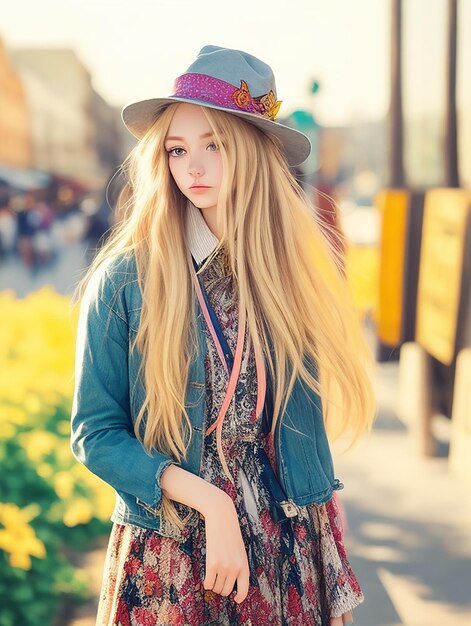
[165,103,223,213]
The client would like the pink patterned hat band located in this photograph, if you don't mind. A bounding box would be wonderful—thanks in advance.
[171,73,283,122]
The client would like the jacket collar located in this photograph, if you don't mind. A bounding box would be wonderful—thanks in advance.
[185,200,219,265]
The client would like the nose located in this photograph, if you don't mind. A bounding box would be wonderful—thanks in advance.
[188,159,204,179]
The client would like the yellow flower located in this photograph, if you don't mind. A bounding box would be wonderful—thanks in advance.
[69,465,115,520]
[18,430,60,463]
[0,404,26,425]
[55,443,74,465]
[1,286,78,425]
[9,551,33,570]
[91,481,115,521]
[53,471,75,499]
[63,498,94,527]
[23,393,42,414]
[57,420,71,436]
[0,503,46,570]
[0,422,16,438]
[0,502,40,525]
[36,463,54,479]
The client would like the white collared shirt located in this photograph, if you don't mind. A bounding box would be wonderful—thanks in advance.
[185,200,219,265]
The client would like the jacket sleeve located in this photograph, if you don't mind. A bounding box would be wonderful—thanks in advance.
[70,261,176,509]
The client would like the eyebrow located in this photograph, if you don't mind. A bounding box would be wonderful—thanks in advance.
[164,132,214,142]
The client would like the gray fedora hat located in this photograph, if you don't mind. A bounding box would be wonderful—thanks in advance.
[121,45,311,167]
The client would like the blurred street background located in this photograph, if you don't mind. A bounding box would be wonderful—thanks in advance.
[0,1,470,625]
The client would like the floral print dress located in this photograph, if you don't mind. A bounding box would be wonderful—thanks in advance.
[96,247,364,626]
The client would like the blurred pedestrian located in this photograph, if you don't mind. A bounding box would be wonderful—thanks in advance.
[0,193,16,261]
[31,197,55,267]
[81,197,110,264]
[16,194,36,269]
[71,45,376,626]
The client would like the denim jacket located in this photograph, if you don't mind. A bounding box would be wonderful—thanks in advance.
[71,246,344,538]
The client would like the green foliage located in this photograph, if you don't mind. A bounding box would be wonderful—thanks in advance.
[0,289,113,625]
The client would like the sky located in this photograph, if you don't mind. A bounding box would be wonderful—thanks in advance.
[2,0,391,126]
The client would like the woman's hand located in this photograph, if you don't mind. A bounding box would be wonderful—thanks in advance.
[201,491,250,604]
[160,465,249,603]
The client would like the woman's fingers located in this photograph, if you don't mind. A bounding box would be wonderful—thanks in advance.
[202,566,217,591]
[219,574,237,597]
[202,493,250,601]
[211,572,228,595]
[203,561,249,602]
[233,567,250,604]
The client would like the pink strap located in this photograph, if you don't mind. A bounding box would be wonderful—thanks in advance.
[190,259,266,483]
[192,264,229,374]
[204,302,246,438]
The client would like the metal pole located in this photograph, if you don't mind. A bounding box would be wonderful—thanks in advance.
[445,0,459,187]
[390,0,404,187]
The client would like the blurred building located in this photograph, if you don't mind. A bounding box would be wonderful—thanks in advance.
[7,55,87,176]
[0,39,129,195]
[0,38,32,167]
[90,91,123,179]
[8,47,110,190]
[313,119,387,202]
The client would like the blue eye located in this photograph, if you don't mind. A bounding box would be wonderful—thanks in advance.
[167,147,185,157]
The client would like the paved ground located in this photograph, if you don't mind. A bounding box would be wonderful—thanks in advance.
[0,242,90,298]
[332,325,471,626]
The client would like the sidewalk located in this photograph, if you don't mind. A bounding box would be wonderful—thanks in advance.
[68,330,471,626]
[333,335,471,625]
[0,242,89,298]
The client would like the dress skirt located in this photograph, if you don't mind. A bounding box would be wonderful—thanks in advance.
[96,247,364,625]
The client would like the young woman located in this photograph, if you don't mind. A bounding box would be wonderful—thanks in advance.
[71,45,376,626]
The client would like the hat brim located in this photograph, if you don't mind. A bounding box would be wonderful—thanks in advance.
[121,97,311,167]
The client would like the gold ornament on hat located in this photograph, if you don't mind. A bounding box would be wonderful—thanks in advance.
[253,89,282,120]
[232,80,252,108]
[232,80,282,121]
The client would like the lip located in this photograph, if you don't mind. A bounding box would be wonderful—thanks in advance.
[190,185,211,189]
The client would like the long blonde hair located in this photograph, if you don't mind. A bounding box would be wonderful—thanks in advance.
[72,102,376,530]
